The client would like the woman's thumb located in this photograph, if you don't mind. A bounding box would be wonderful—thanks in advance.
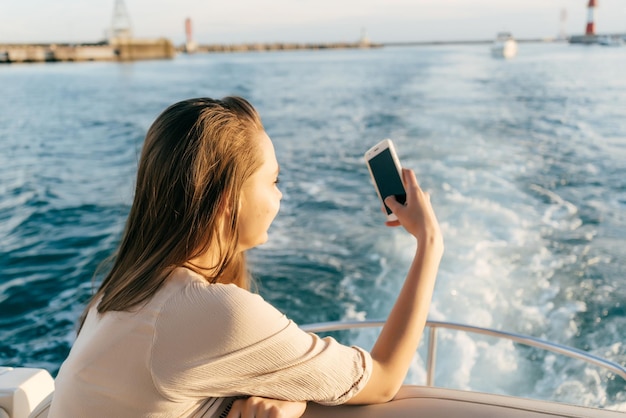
[384,195,401,213]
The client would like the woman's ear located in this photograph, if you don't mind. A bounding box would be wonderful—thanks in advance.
[218,192,238,222]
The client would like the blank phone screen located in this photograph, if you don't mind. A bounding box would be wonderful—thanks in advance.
[368,148,406,214]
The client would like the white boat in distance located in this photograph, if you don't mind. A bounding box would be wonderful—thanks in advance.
[491,32,518,59]
[597,35,624,47]
[1,319,624,417]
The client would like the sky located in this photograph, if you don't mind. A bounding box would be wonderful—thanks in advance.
[1,0,625,45]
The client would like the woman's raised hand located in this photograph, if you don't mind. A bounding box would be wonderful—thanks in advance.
[384,168,442,249]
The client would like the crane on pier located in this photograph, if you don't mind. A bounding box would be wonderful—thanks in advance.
[110,0,133,41]
[558,8,568,40]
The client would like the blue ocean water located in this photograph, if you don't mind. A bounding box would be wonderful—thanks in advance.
[1,43,624,409]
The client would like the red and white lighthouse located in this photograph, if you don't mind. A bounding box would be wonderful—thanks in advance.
[184,18,197,53]
[585,0,597,36]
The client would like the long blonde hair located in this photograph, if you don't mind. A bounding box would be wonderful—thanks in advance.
[79,97,264,331]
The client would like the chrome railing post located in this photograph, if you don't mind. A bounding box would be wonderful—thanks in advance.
[426,326,437,386]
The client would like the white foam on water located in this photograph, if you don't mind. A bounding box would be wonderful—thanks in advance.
[266,128,626,409]
[353,154,625,409]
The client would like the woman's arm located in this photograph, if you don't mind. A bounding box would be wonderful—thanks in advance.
[346,168,444,404]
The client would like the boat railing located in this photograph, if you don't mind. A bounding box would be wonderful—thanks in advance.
[301,319,626,386]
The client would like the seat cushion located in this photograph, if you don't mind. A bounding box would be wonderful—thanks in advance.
[303,385,623,418]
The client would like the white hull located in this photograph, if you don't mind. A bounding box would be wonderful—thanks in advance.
[597,35,624,47]
[491,39,518,59]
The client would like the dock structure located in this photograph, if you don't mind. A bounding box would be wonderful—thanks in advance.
[180,41,382,54]
[568,0,626,44]
[0,39,175,64]
[569,35,600,44]
[110,38,176,60]
[0,0,174,64]
[570,0,599,43]
[0,39,379,63]
[0,44,58,63]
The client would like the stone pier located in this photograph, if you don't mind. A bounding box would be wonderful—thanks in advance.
[0,38,175,63]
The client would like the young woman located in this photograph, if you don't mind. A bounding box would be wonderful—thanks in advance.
[49,97,443,418]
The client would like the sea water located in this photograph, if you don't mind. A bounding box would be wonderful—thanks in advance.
[0,43,624,410]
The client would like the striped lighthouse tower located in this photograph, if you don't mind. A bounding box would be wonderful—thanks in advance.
[184,18,197,53]
[585,0,597,36]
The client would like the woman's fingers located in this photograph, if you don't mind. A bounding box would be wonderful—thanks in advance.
[227,398,265,418]
[402,168,427,207]
[226,397,306,418]
[383,168,440,242]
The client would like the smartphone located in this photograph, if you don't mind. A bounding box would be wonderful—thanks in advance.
[364,139,407,221]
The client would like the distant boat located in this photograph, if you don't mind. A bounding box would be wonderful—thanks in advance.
[597,35,624,47]
[491,32,518,59]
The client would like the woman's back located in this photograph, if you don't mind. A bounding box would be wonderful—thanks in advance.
[49,268,372,417]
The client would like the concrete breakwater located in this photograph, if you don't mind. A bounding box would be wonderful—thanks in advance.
[569,33,626,44]
[0,39,381,63]
[0,38,175,63]
[184,41,382,53]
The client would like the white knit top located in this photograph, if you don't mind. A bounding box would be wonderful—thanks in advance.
[49,267,372,417]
